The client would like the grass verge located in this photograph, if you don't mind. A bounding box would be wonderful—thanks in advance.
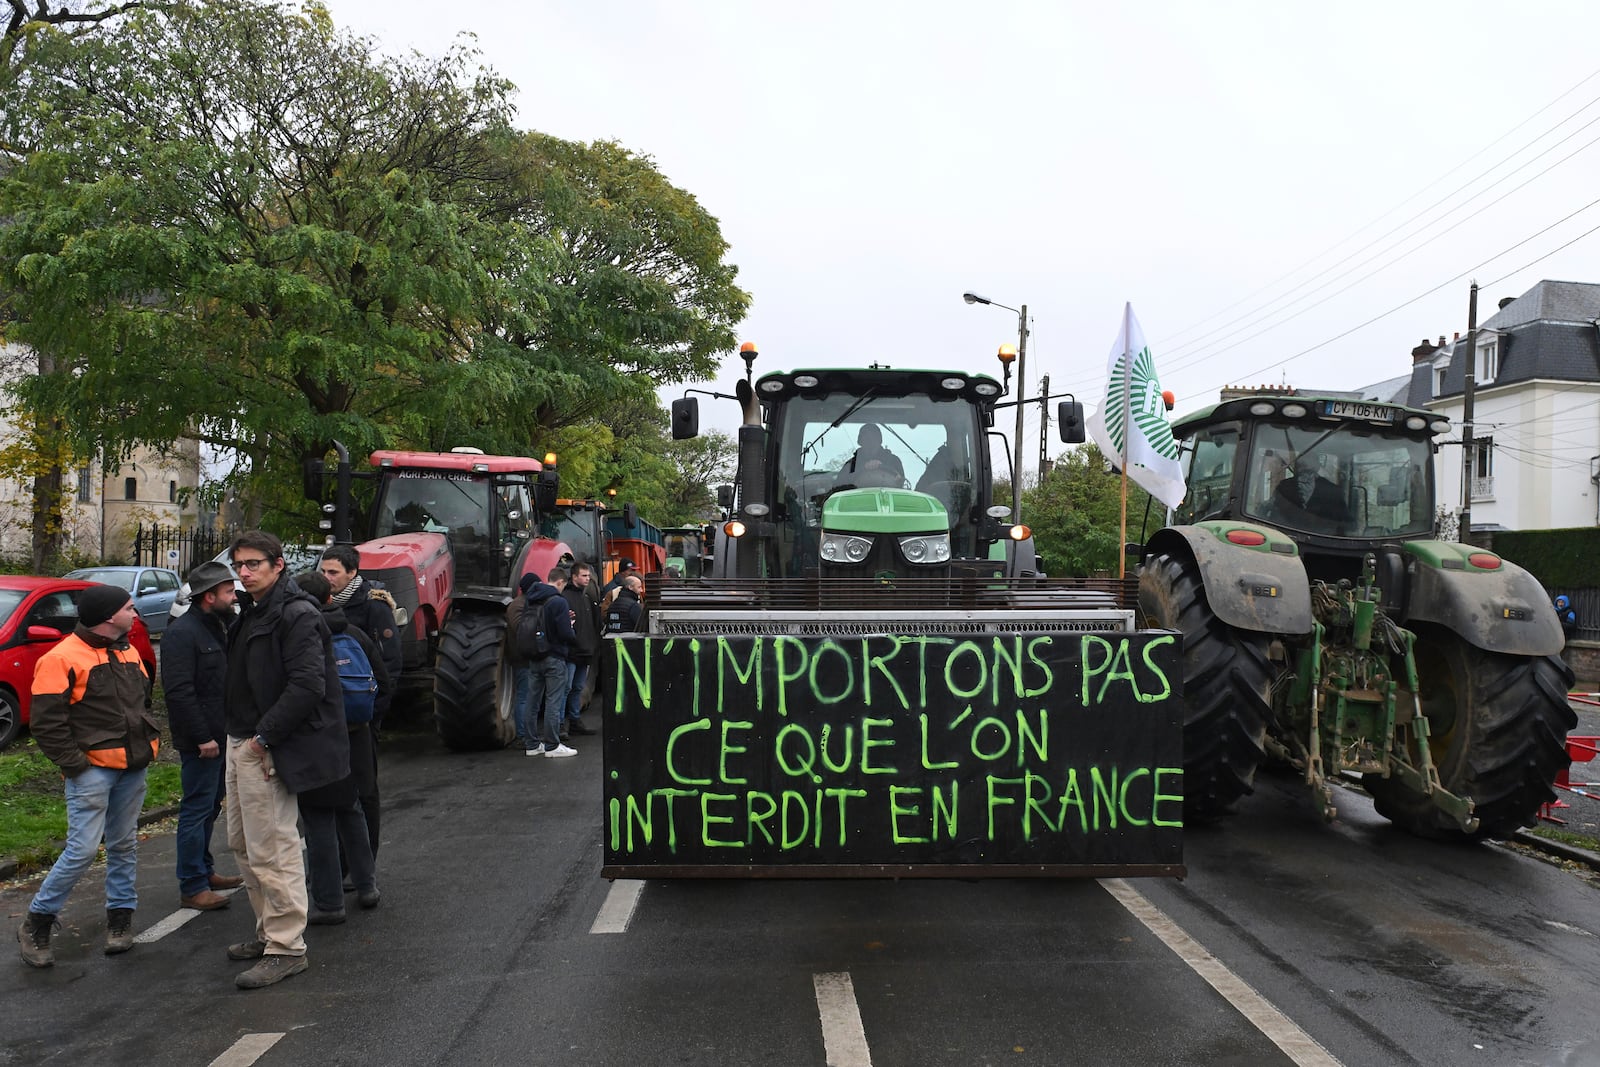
[1,691,184,875]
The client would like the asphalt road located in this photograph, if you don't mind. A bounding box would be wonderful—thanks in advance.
[5,726,1600,1067]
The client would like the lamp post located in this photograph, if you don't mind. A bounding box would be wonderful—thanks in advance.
[963,292,1029,518]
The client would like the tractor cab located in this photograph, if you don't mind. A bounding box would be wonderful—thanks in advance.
[1171,396,1442,580]
[368,449,558,591]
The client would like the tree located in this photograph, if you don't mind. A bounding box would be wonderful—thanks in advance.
[1023,444,1160,577]
[0,0,748,539]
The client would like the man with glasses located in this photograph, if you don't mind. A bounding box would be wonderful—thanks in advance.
[222,531,349,989]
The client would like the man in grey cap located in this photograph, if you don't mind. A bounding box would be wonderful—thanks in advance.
[161,561,243,912]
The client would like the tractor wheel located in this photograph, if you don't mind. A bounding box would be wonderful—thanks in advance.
[1364,630,1575,840]
[1139,552,1275,822]
[433,612,516,751]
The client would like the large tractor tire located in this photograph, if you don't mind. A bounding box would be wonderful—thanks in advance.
[1365,629,1575,840]
[1139,552,1275,822]
[433,612,516,751]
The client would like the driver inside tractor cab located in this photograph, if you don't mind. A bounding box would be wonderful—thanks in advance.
[839,424,905,488]
[1270,450,1351,527]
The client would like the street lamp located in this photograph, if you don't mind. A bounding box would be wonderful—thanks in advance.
[963,292,1029,518]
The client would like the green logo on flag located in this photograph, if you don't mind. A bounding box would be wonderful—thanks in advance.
[1102,346,1179,461]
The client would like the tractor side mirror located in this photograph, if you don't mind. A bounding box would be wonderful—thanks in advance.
[715,484,734,511]
[1057,401,1085,444]
[533,468,559,513]
[671,397,700,440]
[623,502,638,529]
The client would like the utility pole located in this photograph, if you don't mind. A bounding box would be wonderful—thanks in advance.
[1037,373,1052,479]
[1011,305,1028,517]
[1460,282,1477,542]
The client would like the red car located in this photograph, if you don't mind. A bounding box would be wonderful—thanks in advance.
[0,576,158,749]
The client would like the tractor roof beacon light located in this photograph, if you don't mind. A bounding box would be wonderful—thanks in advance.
[543,452,558,467]
[740,341,759,383]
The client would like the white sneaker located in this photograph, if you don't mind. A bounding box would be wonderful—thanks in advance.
[525,744,545,756]
[544,744,577,759]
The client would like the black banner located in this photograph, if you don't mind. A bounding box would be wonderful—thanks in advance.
[601,632,1184,878]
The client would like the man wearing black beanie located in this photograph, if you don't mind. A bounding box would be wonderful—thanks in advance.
[19,583,155,968]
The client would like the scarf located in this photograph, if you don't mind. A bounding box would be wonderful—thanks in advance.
[330,573,364,608]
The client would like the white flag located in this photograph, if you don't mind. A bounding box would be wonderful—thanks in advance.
[1086,303,1186,509]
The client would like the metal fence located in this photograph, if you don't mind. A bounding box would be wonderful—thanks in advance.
[1557,587,1600,643]
[131,524,235,576]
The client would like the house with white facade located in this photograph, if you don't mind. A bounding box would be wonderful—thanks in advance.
[1368,280,1600,533]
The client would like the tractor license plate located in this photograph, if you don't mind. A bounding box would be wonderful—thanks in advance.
[1323,400,1395,422]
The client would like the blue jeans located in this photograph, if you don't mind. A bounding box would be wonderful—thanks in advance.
[176,750,227,895]
[528,655,569,748]
[30,765,148,915]
[512,664,536,744]
[564,661,589,723]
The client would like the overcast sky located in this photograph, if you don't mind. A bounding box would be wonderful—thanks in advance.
[321,0,1600,469]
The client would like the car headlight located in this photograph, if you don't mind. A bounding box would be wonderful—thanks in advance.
[898,533,951,564]
[820,533,873,563]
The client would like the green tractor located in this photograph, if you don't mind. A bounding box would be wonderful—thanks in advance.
[1139,393,1576,838]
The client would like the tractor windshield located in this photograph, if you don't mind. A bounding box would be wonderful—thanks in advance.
[374,471,534,586]
[772,391,981,573]
[1243,423,1434,539]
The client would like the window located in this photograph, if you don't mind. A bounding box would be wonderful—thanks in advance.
[1434,368,1447,397]
[1173,426,1239,525]
[77,465,92,503]
[124,476,137,500]
[1471,437,1494,500]
[137,571,159,595]
[26,592,80,634]
[1479,341,1498,383]
[168,480,177,503]
[155,570,181,592]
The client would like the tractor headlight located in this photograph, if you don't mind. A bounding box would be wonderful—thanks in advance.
[898,533,951,564]
[820,533,873,564]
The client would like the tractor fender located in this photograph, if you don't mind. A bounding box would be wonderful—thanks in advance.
[1145,523,1313,635]
[1399,542,1565,656]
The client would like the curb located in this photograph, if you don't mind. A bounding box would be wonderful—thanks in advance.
[1512,828,1600,872]
[0,804,180,883]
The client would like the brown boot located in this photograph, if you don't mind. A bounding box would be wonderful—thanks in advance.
[104,908,135,955]
[181,889,232,911]
[208,873,245,890]
[18,912,56,968]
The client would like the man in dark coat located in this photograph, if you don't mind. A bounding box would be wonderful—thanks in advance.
[223,530,349,990]
[523,568,578,758]
[560,562,601,738]
[606,574,644,634]
[319,543,400,857]
[294,572,389,923]
[162,561,245,912]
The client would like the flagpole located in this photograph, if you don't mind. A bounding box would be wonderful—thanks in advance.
[1118,302,1132,578]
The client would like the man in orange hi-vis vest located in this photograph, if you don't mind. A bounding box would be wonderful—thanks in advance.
[19,584,156,968]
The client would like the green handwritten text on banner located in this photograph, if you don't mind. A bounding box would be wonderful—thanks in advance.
[601,633,1183,873]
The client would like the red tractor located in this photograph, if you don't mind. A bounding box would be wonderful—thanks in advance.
[311,444,575,750]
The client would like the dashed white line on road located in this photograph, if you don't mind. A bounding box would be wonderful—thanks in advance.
[1100,878,1343,1067]
[813,971,872,1067]
[134,889,240,944]
[591,879,644,934]
[208,1032,284,1067]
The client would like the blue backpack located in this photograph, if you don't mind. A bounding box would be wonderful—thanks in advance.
[330,631,378,724]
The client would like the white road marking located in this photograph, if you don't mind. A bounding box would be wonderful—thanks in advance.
[591,879,645,934]
[134,889,240,944]
[813,971,872,1067]
[208,1032,284,1066]
[1100,878,1343,1067]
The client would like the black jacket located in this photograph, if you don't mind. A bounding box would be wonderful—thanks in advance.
[606,588,642,634]
[563,584,601,661]
[298,602,391,807]
[161,606,228,754]
[225,574,350,794]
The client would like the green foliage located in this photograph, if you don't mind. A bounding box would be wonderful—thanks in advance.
[1023,444,1158,577]
[1489,528,1600,592]
[0,0,748,530]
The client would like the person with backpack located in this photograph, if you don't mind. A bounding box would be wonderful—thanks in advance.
[292,572,389,924]
[506,568,579,758]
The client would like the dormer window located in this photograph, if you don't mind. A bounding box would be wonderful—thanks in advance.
[1434,368,1447,396]
[1478,340,1498,383]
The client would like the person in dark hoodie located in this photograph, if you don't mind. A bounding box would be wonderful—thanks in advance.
[293,572,388,923]
[506,567,579,758]
[223,530,349,990]
[162,561,245,913]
